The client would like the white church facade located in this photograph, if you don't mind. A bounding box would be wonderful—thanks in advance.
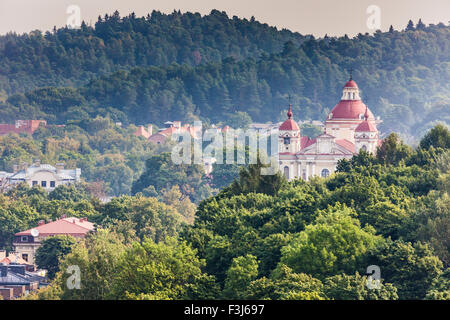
[278,77,382,181]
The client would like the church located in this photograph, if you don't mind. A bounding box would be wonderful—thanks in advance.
[278,77,382,181]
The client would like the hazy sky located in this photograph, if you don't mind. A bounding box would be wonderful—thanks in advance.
[0,0,449,36]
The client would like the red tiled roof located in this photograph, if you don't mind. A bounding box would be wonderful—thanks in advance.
[0,120,47,135]
[355,120,377,132]
[15,218,94,237]
[133,126,151,139]
[300,136,316,150]
[280,119,300,131]
[0,253,30,265]
[336,139,355,153]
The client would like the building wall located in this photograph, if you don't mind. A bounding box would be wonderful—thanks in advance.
[13,243,39,265]
[25,170,63,190]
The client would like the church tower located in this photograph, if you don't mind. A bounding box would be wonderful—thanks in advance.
[325,76,377,143]
[278,104,301,154]
[354,107,379,154]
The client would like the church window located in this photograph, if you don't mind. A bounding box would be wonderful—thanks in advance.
[284,166,290,180]
[284,137,291,145]
[321,169,330,178]
[361,145,367,152]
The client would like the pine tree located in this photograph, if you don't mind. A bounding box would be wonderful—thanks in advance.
[406,20,415,31]
[416,19,426,30]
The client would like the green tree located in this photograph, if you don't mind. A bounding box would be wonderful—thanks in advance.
[376,133,412,166]
[323,273,398,300]
[280,205,383,278]
[367,240,443,300]
[111,237,204,300]
[35,235,76,279]
[419,124,450,150]
[223,254,259,299]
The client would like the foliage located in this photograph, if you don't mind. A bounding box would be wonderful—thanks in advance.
[279,205,382,278]
[35,235,76,279]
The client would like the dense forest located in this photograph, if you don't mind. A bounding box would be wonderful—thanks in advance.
[0,10,305,94]
[14,124,449,300]
[0,12,448,142]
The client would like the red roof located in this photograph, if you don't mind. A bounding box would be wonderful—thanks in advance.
[0,253,30,265]
[0,120,47,136]
[344,80,358,88]
[355,120,377,132]
[279,119,300,131]
[15,218,95,237]
[330,100,374,120]
[300,136,316,149]
[336,139,355,153]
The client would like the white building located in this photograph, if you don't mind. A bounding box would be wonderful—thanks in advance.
[278,77,382,181]
[1,161,81,191]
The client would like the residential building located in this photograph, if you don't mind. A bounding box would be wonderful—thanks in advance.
[13,217,95,265]
[1,161,81,192]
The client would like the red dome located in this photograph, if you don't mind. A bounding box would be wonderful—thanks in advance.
[344,80,358,88]
[330,100,374,120]
[280,119,300,131]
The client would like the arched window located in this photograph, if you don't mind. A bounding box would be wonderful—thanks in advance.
[361,145,367,152]
[284,166,290,180]
[321,168,330,178]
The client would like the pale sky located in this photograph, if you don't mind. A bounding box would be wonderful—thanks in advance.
[0,0,449,36]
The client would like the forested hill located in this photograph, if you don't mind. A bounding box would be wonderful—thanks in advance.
[0,10,305,94]
[0,13,449,142]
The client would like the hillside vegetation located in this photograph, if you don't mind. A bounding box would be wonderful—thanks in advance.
[0,13,448,142]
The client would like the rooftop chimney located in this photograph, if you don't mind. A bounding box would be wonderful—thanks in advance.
[34,159,41,167]
[148,124,153,136]
[38,220,45,226]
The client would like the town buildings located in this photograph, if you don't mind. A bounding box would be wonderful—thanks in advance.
[278,77,382,181]
[0,264,44,300]
[0,120,47,136]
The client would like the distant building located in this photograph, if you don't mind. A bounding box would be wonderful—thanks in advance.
[278,77,382,181]
[0,250,35,272]
[148,121,202,144]
[133,124,153,139]
[0,120,47,136]
[13,217,95,265]
[0,264,44,300]
[1,161,81,192]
